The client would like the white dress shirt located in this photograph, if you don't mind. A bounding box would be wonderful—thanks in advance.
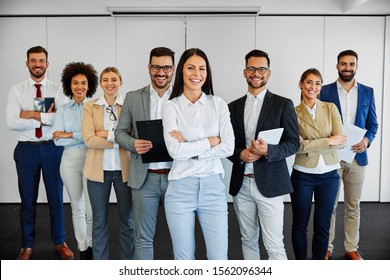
[6,77,69,141]
[244,90,266,174]
[337,79,358,124]
[94,95,124,171]
[162,93,234,180]
[148,84,172,170]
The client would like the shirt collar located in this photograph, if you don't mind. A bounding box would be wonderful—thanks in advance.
[336,79,358,91]
[149,83,172,98]
[29,76,47,87]
[94,94,124,106]
[178,92,207,108]
[246,88,266,102]
[68,97,89,108]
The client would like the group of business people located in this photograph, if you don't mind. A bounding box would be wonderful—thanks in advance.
[6,45,377,260]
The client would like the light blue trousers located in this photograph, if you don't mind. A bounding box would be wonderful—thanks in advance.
[131,172,169,260]
[164,174,228,260]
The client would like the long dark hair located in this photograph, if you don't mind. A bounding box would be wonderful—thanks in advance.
[170,48,214,100]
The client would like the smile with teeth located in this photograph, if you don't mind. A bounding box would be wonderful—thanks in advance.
[190,79,201,83]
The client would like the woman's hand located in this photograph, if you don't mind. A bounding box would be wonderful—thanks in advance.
[208,136,221,147]
[328,134,347,146]
[52,131,72,141]
[169,130,186,143]
[95,130,108,139]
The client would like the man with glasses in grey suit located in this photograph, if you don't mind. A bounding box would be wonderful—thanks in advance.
[115,47,175,260]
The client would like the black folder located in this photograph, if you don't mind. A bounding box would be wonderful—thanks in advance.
[136,119,173,163]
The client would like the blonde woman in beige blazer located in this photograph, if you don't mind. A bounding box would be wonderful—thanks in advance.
[82,67,134,260]
[290,68,346,260]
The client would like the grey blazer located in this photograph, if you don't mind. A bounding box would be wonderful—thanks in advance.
[115,85,151,189]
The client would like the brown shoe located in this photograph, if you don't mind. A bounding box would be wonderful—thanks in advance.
[324,250,332,260]
[17,248,32,260]
[345,251,364,260]
[56,243,74,260]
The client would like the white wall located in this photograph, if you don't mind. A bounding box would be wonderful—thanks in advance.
[0,15,388,202]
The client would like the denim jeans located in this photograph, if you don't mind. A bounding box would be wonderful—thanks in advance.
[290,169,339,260]
[87,171,134,260]
[131,172,169,260]
[165,174,228,260]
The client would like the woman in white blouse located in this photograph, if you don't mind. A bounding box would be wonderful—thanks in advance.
[162,48,234,260]
[82,67,134,260]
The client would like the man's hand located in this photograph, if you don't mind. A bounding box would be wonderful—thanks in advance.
[20,110,41,122]
[250,138,268,156]
[240,148,261,163]
[134,139,153,154]
[352,137,369,153]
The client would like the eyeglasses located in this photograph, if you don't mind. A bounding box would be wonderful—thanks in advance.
[106,105,117,121]
[150,65,173,73]
[246,66,268,75]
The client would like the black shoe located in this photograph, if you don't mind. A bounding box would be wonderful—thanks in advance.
[80,247,93,260]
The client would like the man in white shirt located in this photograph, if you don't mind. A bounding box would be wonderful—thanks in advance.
[320,50,378,260]
[6,46,73,260]
[115,47,175,259]
[228,49,300,260]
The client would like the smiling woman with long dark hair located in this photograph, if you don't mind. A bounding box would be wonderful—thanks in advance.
[162,48,234,260]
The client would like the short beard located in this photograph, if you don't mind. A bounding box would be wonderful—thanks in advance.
[29,68,46,80]
[338,70,355,82]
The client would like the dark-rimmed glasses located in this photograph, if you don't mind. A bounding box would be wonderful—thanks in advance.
[246,66,268,75]
[106,105,117,121]
[149,65,173,73]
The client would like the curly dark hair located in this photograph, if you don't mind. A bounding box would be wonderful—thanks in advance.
[61,62,98,99]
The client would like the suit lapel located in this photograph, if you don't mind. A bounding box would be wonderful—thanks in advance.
[236,96,247,146]
[142,85,151,120]
[330,82,343,123]
[255,91,273,136]
[296,101,319,132]
[355,82,364,126]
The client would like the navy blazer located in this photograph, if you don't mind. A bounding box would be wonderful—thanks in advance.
[228,91,300,198]
[320,81,378,166]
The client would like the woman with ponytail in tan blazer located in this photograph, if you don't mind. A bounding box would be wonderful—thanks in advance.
[82,67,134,260]
[290,68,346,260]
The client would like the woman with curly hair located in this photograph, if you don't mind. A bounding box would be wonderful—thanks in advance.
[53,62,98,260]
[82,67,135,260]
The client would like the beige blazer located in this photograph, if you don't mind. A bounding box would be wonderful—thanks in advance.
[294,99,344,168]
[82,99,130,183]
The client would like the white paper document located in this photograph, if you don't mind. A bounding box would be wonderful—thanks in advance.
[257,128,284,144]
[339,123,367,163]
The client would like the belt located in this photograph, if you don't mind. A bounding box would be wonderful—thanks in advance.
[21,140,54,145]
[148,169,170,175]
[244,173,255,178]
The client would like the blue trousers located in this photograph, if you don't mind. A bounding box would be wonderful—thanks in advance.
[290,169,339,260]
[87,171,135,260]
[14,141,65,248]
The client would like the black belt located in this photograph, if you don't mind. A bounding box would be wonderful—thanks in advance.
[21,140,54,145]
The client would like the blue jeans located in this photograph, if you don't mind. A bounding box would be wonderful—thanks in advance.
[14,141,65,248]
[131,172,169,260]
[165,174,228,260]
[290,169,339,260]
[87,171,135,260]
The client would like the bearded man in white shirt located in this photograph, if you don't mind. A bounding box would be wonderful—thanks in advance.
[6,46,73,260]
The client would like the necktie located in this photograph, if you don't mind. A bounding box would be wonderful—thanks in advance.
[35,84,42,139]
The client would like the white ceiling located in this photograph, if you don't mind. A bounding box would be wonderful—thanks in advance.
[0,0,389,16]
